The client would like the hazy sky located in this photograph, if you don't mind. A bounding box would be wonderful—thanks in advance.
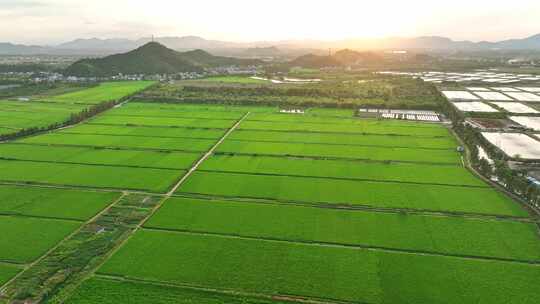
[1,0,539,45]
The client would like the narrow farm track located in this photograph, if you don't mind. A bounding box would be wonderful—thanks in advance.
[166,112,251,196]
[142,227,540,266]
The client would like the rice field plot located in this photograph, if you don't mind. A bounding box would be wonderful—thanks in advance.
[200,155,483,186]
[229,130,457,149]
[0,108,80,131]
[66,277,290,304]
[0,215,80,264]
[89,115,237,129]
[178,171,527,216]
[0,100,85,114]
[120,102,276,113]
[0,127,17,135]
[146,197,540,261]
[47,81,155,104]
[0,264,21,286]
[217,140,460,164]
[107,103,247,120]
[0,159,182,192]
[0,144,200,169]
[20,133,216,152]
[98,230,540,304]
[247,112,443,127]
[0,184,119,221]
[239,120,450,137]
[58,124,225,139]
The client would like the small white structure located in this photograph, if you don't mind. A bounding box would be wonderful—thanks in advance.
[509,116,540,131]
[505,92,540,102]
[474,91,514,101]
[442,91,480,100]
[279,109,305,114]
[515,87,540,93]
[491,87,522,92]
[482,132,540,159]
[491,103,539,114]
[466,87,491,91]
[452,102,499,113]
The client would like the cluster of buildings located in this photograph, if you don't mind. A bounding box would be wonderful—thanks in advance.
[1,65,260,83]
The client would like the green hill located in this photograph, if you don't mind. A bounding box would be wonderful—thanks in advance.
[64,42,260,76]
[291,49,382,68]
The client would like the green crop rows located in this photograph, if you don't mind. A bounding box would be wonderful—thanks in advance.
[47,81,155,104]
[1,101,538,304]
[98,230,540,304]
[200,154,482,186]
[0,184,119,220]
[66,277,290,304]
[0,216,80,264]
[147,197,540,261]
[20,133,217,152]
[217,140,460,163]
[179,171,526,216]
[0,264,21,286]
[229,129,458,149]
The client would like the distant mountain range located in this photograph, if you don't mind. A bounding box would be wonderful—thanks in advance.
[64,42,260,76]
[2,34,540,56]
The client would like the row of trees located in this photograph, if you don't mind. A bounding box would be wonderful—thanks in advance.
[448,102,540,211]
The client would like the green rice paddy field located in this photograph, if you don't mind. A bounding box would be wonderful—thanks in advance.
[0,184,119,220]
[0,184,120,285]
[217,140,459,163]
[239,119,450,137]
[0,159,183,192]
[58,123,226,138]
[88,115,237,129]
[0,264,21,286]
[179,171,525,216]
[20,133,217,152]
[199,154,483,186]
[0,216,80,264]
[0,101,86,135]
[98,230,540,304]
[46,81,155,104]
[1,102,539,304]
[229,129,457,149]
[146,197,540,261]
[66,277,289,304]
[0,81,155,137]
[0,143,201,169]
